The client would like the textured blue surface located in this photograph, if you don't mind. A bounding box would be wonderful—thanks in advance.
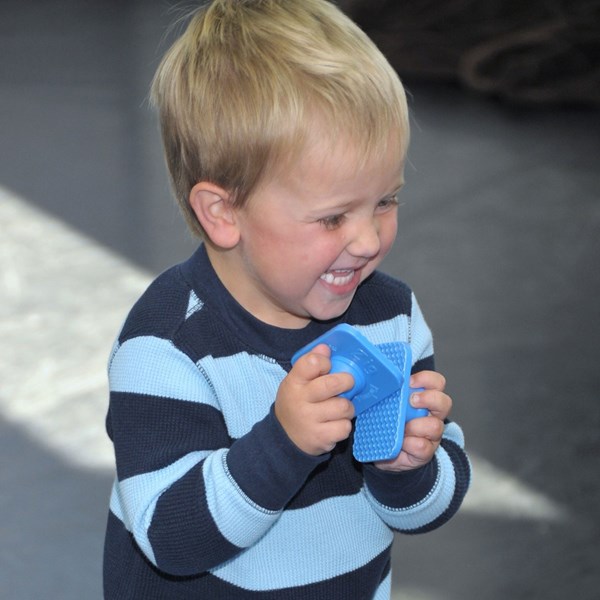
[291,324,403,414]
[292,325,427,462]
[353,342,426,462]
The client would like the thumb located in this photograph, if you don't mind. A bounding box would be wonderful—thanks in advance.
[291,344,331,383]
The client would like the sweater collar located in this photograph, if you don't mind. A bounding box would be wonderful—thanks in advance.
[179,244,345,363]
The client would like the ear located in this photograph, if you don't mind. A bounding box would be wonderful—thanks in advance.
[189,182,240,249]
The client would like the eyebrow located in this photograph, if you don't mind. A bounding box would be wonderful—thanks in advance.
[386,183,405,196]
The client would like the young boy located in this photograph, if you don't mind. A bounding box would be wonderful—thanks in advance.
[103,1,471,598]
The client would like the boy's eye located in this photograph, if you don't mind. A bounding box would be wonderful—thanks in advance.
[318,214,346,230]
[317,193,400,229]
[377,193,400,211]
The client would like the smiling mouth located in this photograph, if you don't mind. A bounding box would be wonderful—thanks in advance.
[319,269,356,286]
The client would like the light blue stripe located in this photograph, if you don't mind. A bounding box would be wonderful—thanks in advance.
[210,493,393,590]
[373,572,392,600]
[197,353,285,439]
[109,336,219,410]
[355,298,434,361]
[109,451,210,566]
[354,307,433,367]
[109,479,124,521]
[203,449,281,548]
[364,446,455,532]
[354,316,410,346]
[107,337,121,370]
[408,293,434,362]
[444,421,465,448]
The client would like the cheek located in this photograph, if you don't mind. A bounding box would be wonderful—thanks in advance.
[389,211,398,238]
[244,218,291,258]
[291,229,342,264]
[381,215,398,253]
[386,224,398,250]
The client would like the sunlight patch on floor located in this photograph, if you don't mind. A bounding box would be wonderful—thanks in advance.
[0,185,149,471]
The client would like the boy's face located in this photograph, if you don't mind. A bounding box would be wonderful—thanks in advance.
[221,135,404,329]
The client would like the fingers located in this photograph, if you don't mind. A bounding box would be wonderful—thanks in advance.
[311,416,354,453]
[394,435,436,469]
[410,389,452,420]
[292,347,355,402]
[374,417,444,472]
[404,414,445,443]
[410,370,446,392]
[402,414,445,465]
[409,371,452,420]
[276,347,356,456]
[292,344,331,382]
[375,370,452,472]
[318,396,355,422]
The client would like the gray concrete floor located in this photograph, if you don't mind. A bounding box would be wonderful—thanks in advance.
[1,2,599,599]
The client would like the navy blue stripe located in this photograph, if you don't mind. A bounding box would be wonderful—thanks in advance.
[105,508,391,599]
[178,246,350,361]
[412,354,435,373]
[108,393,230,480]
[347,271,413,325]
[118,268,190,345]
[226,407,331,511]
[148,462,242,576]
[363,458,439,509]
[286,436,364,509]
[228,419,364,512]
[104,511,174,600]
[173,306,282,362]
[404,439,471,535]
[177,246,418,363]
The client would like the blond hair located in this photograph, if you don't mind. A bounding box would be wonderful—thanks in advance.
[151,0,409,237]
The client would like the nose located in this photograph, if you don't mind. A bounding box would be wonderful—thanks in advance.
[346,218,381,259]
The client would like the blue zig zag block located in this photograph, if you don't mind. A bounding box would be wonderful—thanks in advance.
[291,324,427,462]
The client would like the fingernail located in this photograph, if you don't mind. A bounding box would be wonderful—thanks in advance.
[411,393,420,407]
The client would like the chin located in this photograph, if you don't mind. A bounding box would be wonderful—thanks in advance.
[308,302,354,323]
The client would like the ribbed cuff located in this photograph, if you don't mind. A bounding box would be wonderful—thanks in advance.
[363,459,439,509]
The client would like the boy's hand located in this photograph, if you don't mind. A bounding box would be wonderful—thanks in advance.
[374,370,451,472]
[276,344,355,456]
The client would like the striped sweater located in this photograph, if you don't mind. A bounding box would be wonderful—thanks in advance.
[103,244,470,599]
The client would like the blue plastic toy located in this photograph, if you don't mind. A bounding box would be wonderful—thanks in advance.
[291,324,427,462]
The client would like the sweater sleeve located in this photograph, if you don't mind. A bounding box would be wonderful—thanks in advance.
[361,288,471,532]
[408,291,435,372]
[362,421,471,533]
[107,334,325,577]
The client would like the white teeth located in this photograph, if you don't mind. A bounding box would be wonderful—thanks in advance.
[320,270,355,286]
